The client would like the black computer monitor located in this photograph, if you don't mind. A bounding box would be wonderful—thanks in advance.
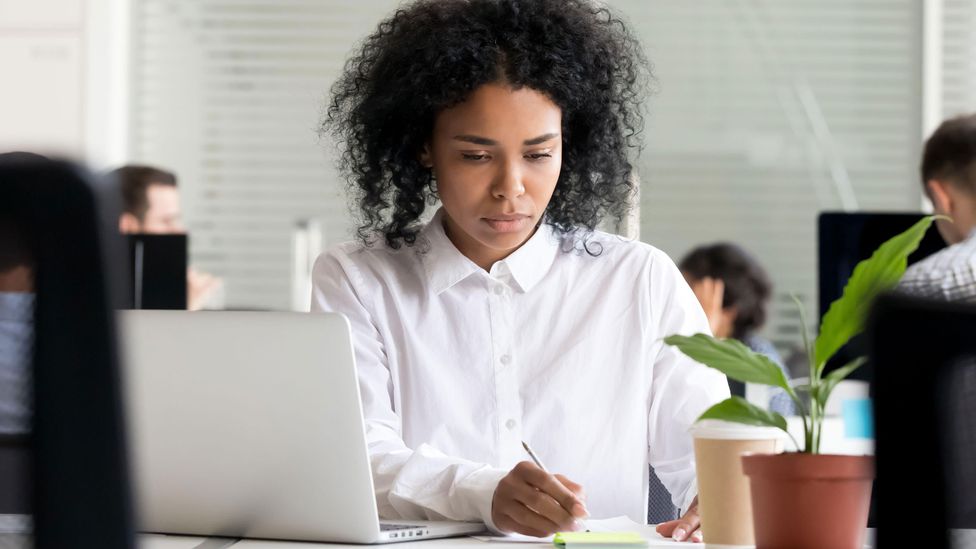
[125,233,187,310]
[870,294,976,547]
[817,212,946,379]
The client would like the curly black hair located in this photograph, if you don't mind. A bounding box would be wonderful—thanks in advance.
[324,0,650,250]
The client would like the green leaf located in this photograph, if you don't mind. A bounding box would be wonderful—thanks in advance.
[697,396,789,432]
[814,216,939,373]
[812,357,867,410]
[665,334,790,390]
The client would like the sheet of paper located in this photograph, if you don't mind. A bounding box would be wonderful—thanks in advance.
[470,516,697,545]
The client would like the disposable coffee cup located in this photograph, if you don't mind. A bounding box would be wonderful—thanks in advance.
[691,420,784,548]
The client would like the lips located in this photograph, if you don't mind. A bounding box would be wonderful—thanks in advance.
[483,213,530,222]
[482,214,531,234]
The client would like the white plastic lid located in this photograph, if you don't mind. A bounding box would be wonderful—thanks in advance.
[689,419,786,440]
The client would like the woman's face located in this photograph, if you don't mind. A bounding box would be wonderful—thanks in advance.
[422,82,562,270]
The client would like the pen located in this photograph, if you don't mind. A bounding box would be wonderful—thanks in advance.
[521,440,590,532]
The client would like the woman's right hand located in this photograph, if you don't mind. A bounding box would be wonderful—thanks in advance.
[491,461,589,537]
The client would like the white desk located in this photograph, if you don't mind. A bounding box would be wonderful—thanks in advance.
[138,528,976,549]
[1,528,973,548]
[139,524,883,549]
[141,532,701,549]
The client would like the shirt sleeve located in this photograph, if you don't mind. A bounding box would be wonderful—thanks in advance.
[643,250,731,513]
[310,248,509,529]
[896,259,942,299]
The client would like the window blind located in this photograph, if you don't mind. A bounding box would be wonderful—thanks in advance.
[611,0,924,359]
[943,0,976,118]
[131,0,400,310]
[133,0,927,339]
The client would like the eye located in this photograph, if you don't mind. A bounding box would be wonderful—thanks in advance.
[461,153,490,161]
[525,151,553,161]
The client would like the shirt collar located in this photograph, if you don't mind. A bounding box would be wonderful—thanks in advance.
[499,219,560,293]
[419,208,560,295]
[420,209,483,295]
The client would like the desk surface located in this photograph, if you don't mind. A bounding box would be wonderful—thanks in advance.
[139,528,976,549]
[139,524,870,549]
[4,527,976,548]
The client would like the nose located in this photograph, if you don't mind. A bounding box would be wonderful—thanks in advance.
[491,158,526,200]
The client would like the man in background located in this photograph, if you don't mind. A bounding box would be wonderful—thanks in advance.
[110,165,222,311]
[897,113,976,530]
[0,152,41,436]
[899,113,976,302]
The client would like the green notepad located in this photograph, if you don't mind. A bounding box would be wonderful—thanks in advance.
[552,531,648,548]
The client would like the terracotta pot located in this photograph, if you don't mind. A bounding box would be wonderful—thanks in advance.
[741,453,874,549]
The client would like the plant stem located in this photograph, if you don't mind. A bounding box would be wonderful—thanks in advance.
[790,294,816,454]
[808,377,819,452]
[812,398,825,454]
[784,386,809,453]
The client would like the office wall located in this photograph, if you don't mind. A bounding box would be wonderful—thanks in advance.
[0,0,128,167]
[0,0,86,157]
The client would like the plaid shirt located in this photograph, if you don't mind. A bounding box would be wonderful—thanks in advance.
[898,229,976,303]
[0,292,33,434]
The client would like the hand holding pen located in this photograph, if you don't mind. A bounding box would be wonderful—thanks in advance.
[521,441,591,532]
[489,441,590,537]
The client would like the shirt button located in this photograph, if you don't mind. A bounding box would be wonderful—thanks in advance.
[493,285,505,295]
[500,354,512,366]
[505,419,517,430]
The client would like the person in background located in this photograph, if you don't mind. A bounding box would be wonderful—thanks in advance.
[898,113,976,302]
[0,153,38,436]
[0,218,33,436]
[109,164,223,311]
[679,243,794,416]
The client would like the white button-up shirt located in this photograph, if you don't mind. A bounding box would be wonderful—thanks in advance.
[311,209,729,528]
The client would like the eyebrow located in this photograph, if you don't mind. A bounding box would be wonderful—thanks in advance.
[452,133,560,147]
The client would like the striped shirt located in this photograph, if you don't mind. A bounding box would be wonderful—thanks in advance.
[898,229,976,303]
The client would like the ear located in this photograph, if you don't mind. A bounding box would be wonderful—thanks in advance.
[119,212,142,233]
[926,179,953,215]
[419,144,432,168]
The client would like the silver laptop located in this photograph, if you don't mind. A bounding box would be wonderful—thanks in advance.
[119,310,486,543]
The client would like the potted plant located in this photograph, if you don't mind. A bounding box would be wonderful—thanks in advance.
[664,215,940,549]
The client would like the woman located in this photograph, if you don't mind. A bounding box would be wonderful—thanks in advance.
[679,243,794,416]
[313,0,729,542]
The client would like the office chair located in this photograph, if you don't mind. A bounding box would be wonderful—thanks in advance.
[0,155,135,548]
[870,293,976,548]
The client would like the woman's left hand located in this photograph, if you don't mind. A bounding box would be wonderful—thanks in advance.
[654,496,703,543]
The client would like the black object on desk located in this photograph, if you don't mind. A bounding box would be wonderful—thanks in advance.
[0,156,135,548]
[125,233,187,310]
[870,293,976,548]
[818,212,946,380]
